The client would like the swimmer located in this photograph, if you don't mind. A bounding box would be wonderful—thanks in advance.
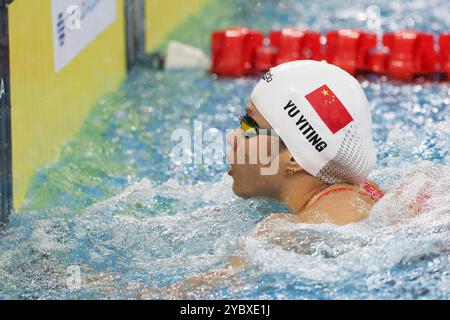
[227,60,384,226]
[140,61,386,299]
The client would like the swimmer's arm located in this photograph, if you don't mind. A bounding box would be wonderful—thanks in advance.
[174,213,299,283]
[139,214,287,299]
[145,199,372,298]
[139,267,241,299]
[139,250,247,299]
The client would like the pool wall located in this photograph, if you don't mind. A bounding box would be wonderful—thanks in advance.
[0,0,209,223]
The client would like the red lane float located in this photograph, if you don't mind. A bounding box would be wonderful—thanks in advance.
[269,29,323,65]
[439,33,450,79]
[254,46,278,73]
[367,50,389,75]
[383,31,437,79]
[326,29,377,75]
[210,27,449,81]
[211,27,264,77]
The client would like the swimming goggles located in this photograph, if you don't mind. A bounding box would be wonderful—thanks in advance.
[239,114,278,139]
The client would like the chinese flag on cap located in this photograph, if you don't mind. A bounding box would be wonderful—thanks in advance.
[305,85,353,134]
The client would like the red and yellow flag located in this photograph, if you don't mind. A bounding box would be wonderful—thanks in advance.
[305,84,353,134]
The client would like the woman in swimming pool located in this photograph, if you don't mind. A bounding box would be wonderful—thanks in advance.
[227,60,384,226]
[141,60,385,298]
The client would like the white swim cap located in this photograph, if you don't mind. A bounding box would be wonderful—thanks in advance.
[251,60,376,185]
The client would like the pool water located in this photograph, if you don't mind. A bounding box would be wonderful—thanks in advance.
[1,0,450,299]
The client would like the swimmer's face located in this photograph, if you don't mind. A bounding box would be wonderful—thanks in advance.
[226,100,293,199]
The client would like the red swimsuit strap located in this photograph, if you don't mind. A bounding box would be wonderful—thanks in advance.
[361,181,385,202]
[315,182,384,204]
[315,187,357,203]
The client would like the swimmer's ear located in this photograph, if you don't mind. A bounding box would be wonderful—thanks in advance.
[285,151,303,175]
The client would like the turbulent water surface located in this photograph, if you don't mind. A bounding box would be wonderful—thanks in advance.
[1,0,450,299]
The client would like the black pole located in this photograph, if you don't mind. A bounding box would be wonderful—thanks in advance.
[125,0,146,70]
[0,0,13,226]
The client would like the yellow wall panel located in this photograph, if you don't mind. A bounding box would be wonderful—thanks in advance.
[145,0,207,52]
[9,0,127,208]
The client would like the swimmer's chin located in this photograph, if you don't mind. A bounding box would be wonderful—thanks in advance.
[232,183,254,199]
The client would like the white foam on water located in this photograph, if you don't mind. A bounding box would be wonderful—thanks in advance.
[3,157,449,298]
[239,161,450,298]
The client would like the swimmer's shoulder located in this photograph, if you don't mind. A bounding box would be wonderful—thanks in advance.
[300,182,379,225]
